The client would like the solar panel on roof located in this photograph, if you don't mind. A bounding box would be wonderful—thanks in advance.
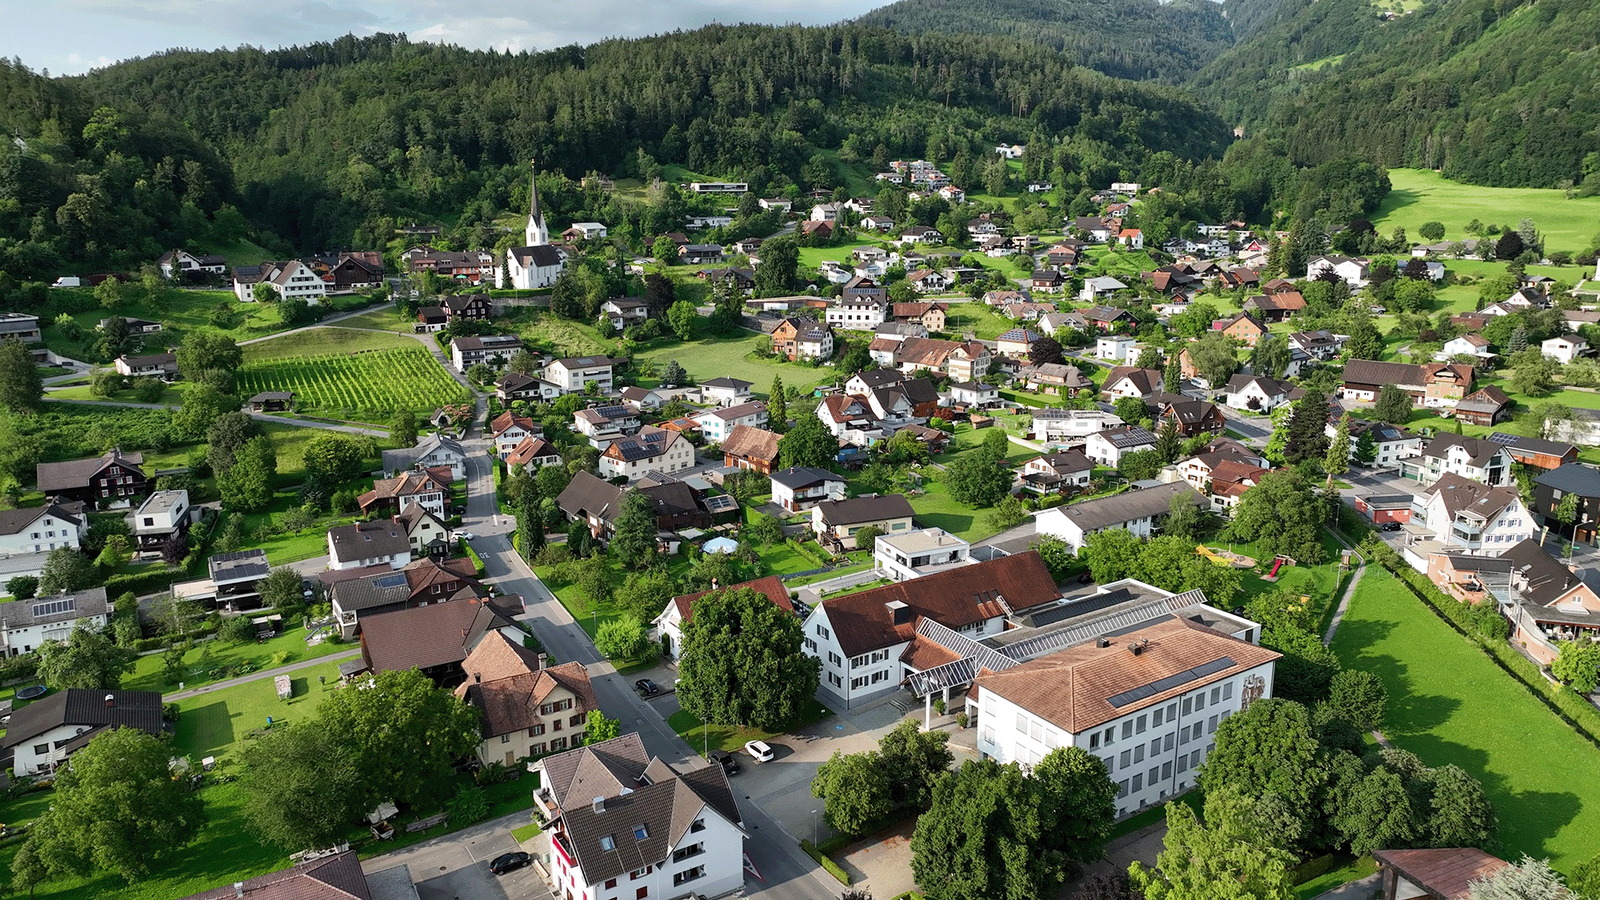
[1488,432,1519,445]
[702,495,737,513]
[1107,656,1236,708]
[374,573,409,588]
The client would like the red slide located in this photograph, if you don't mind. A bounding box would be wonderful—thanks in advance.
[1268,558,1285,578]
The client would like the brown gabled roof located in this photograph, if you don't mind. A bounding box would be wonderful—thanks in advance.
[973,617,1280,733]
[1102,366,1163,396]
[816,494,914,527]
[719,424,781,464]
[668,575,794,625]
[402,555,480,599]
[1372,848,1508,900]
[506,435,559,467]
[36,449,145,492]
[358,595,512,674]
[819,552,1059,656]
[490,410,538,437]
[176,851,374,900]
[358,469,450,510]
[456,631,596,738]
[1343,359,1474,389]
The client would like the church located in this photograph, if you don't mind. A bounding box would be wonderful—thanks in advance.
[503,161,566,290]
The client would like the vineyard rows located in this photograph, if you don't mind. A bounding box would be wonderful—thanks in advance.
[237,347,470,420]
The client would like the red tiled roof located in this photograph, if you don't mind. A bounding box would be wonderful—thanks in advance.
[669,575,794,623]
[1373,848,1508,900]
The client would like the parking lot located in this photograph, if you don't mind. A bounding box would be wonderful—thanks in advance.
[363,812,551,900]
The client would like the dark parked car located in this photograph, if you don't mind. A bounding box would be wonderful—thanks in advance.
[1381,521,1403,532]
[1077,572,1094,584]
[710,750,741,775]
[489,852,532,875]
[635,679,661,696]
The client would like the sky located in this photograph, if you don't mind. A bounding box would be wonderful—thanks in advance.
[0,0,889,76]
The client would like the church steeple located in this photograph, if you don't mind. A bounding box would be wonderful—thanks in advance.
[525,159,548,247]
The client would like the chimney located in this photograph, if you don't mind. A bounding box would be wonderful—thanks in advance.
[234,882,245,898]
[1129,642,1143,656]
[886,600,913,625]
[1097,637,1110,649]
[538,653,548,671]
[474,672,481,683]
[104,693,115,707]
[592,796,605,814]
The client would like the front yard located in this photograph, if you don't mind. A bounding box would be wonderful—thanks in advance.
[666,697,835,756]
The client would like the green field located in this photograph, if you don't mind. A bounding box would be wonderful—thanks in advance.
[1331,567,1600,872]
[238,345,470,421]
[636,333,837,395]
[122,631,353,695]
[241,326,418,362]
[40,289,299,361]
[1372,168,1600,254]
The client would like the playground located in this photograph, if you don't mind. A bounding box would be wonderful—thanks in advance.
[1197,546,1257,568]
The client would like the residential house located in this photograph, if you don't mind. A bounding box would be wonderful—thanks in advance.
[1097,336,1138,362]
[875,321,929,345]
[1242,292,1306,323]
[946,380,1000,410]
[699,376,753,407]
[860,215,894,232]
[972,610,1278,816]
[206,549,272,611]
[893,338,990,381]
[900,226,942,244]
[127,491,186,558]
[1333,420,1422,469]
[359,594,523,686]
[1080,276,1128,302]
[720,424,781,474]
[875,528,973,582]
[1306,254,1369,287]
[1,688,164,775]
[382,433,467,480]
[1411,473,1531,555]
[395,505,451,557]
[988,328,1036,360]
[1101,367,1165,401]
[0,586,111,658]
[679,244,725,265]
[157,249,228,279]
[1018,363,1093,397]
[812,495,916,550]
[489,412,541,459]
[697,267,755,294]
[1223,374,1296,413]
[402,246,499,283]
[619,386,671,411]
[1019,450,1095,494]
[1533,464,1600,544]
[98,316,163,334]
[655,575,794,660]
[506,435,563,473]
[1199,459,1270,514]
[905,269,951,293]
[0,500,87,568]
[731,236,764,256]
[816,394,881,446]
[1453,387,1513,427]
[415,306,448,332]
[802,552,1060,708]
[326,520,414,571]
[545,356,615,394]
[35,448,149,506]
[1031,270,1067,294]
[892,302,948,332]
[693,401,767,444]
[564,222,608,241]
[1498,539,1600,663]
[1216,313,1267,347]
[1355,494,1414,526]
[323,252,384,290]
[456,631,596,765]
[1083,426,1159,467]
[114,351,179,380]
[1341,360,1474,408]
[171,851,414,900]
[1438,334,1496,365]
[770,317,835,361]
[1489,433,1577,471]
[328,557,483,637]
[450,335,523,371]
[1073,217,1116,242]
[769,466,847,513]
[1542,334,1589,364]
[557,471,626,539]
[1032,408,1125,446]
[525,734,746,900]
[1157,399,1226,438]
[600,298,649,330]
[356,468,451,518]
[496,371,561,403]
[442,295,494,322]
[1081,306,1137,331]
[574,405,643,439]
[1116,228,1144,250]
[1288,330,1346,360]
[0,312,41,341]
[598,427,695,481]
[237,259,326,302]
[1401,434,1513,486]
[1035,482,1207,551]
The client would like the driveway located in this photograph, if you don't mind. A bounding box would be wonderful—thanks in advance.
[361,809,551,900]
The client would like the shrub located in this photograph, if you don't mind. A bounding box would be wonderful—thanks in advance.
[801,840,852,885]
[447,786,490,827]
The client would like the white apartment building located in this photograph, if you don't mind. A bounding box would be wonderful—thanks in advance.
[972,614,1278,818]
[873,527,972,582]
[825,297,888,331]
[692,401,768,444]
[1411,473,1533,555]
[545,356,615,393]
[0,501,87,561]
[597,428,695,482]
[1032,409,1125,445]
[1400,434,1513,486]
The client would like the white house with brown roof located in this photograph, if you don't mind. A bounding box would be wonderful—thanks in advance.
[1035,482,1207,551]
[654,575,795,661]
[455,630,597,766]
[597,428,695,481]
[971,610,1277,817]
[326,520,414,571]
[692,401,767,444]
[1411,473,1532,556]
[811,495,915,550]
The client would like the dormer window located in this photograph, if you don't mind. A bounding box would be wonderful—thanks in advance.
[600,834,616,851]
[633,823,649,840]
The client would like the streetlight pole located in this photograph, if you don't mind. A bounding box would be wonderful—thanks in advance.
[811,810,819,847]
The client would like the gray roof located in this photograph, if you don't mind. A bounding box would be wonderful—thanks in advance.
[816,494,915,526]
[36,449,145,492]
[382,433,464,473]
[1045,482,1206,533]
[0,501,85,537]
[1095,426,1158,449]
[1419,434,1506,467]
[208,549,270,583]
[1488,432,1576,460]
[1501,538,1591,608]
[326,520,412,563]
[551,355,613,369]
[770,466,844,490]
[0,687,164,749]
[328,569,413,613]
[0,586,110,631]
[700,376,753,390]
[557,471,626,523]
[1535,463,1600,497]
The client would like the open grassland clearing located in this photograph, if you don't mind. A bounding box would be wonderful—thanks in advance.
[1372,169,1600,254]
[241,326,416,362]
[636,333,837,395]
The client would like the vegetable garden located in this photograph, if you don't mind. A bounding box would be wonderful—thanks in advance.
[237,347,470,422]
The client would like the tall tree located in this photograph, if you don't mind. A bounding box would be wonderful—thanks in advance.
[38,547,97,594]
[779,412,838,470]
[1325,413,1352,486]
[1155,418,1182,464]
[174,330,243,393]
[217,434,276,512]
[944,451,1013,506]
[238,721,367,851]
[205,410,259,475]
[389,409,418,447]
[1372,384,1414,425]
[609,490,658,569]
[36,621,138,690]
[316,669,481,808]
[1187,332,1241,386]
[1251,333,1290,379]
[1227,469,1327,564]
[1199,699,1328,840]
[22,727,205,882]
[583,710,621,745]
[768,375,788,433]
[1163,353,1183,393]
[755,234,800,295]
[0,338,44,414]
[677,586,821,730]
[812,749,896,836]
[1129,788,1296,900]
[1283,389,1329,464]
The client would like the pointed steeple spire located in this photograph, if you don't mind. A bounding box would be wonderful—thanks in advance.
[525,159,548,247]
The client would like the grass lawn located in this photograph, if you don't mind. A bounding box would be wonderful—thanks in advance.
[40,288,297,361]
[1371,168,1600,255]
[636,333,837,395]
[335,307,416,332]
[1330,566,1600,872]
[798,239,885,270]
[786,560,874,587]
[1218,531,1351,607]
[1295,855,1377,899]
[241,326,417,362]
[49,382,186,405]
[171,660,347,762]
[121,629,352,695]
[503,308,614,358]
[667,697,835,756]
[941,302,1026,341]
[906,480,990,542]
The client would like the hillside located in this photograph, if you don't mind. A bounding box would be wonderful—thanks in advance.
[0,26,1233,281]
[852,0,1236,82]
[1194,0,1600,189]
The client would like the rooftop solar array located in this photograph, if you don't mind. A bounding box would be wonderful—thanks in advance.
[702,495,738,513]
[1107,656,1235,708]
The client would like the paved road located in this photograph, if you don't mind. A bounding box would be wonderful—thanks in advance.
[359,808,549,900]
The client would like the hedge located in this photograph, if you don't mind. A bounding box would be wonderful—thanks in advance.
[462,539,486,576]
[1363,538,1600,751]
[800,839,851,885]
[104,566,188,597]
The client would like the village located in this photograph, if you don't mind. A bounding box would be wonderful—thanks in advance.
[4,147,1600,900]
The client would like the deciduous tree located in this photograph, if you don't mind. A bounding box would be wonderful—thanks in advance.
[609,490,658,568]
[1551,639,1600,694]
[36,621,138,690]
[0,338,44,414]
[677,586,820,731]
[39,547,97,594]
[238,721,366,851]
[944,451,1013,506]
[317,668,481,809]
[595,614,651,661]
[779,412,838,470]
[1129,788,1296,900]
[584,710,621,745]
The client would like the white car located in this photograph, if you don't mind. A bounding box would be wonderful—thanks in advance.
[454,532,476,542]
[744,740,774,763]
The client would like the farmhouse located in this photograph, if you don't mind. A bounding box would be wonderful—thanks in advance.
[1341,360,1474,408]
[719,424,781,474]
[358,594,523,686]
[35,448,149,506]
[456,631,597,765]
[357,468,451,518]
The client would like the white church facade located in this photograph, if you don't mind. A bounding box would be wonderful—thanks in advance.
[503,161,567,290]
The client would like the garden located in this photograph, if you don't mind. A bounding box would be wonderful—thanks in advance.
[236,345,471,422]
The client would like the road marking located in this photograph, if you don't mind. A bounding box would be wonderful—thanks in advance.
[742,851,764,882]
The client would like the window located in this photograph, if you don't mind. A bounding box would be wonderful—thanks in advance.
[553,719,562,731]
[1119,749,1132,768]
[817,625,830,639]
[605,879,617,889]
[673,866,707,887]
[1208,714,1219,734]
[1028,719,1043,741]
[637,889,649,899]
[633,823,649,840]
[551,737,567,750]
[571,714,585,727]
[1131,773,1143,792]
[1182,697,1192,715]
[1148,738,1161,756]
[1104,727,1115,745]
[1162,761,1173,780]
[1194,692,1205,710]
[601,835,616,851]
[1117,779,1129,798]
[1016,713,1028,731]
[828,673,842,687]
[1134,745,1144,763]
[1152,707,1163,727]
[691,818,706,833]
[1090,732,1100,749]
[1177,753,1191,774]
[532,724,545,736]
[1136,714,1147,734]
[1148,766,1159,784]
[828,652,842,666]
[1210,686,1221,703]
[501,734,511,743]
[1163,733,1175,752]
[1122,721,1133,739]
[672,843,704,862]
[33,743,48,755]
[1223,682,1234,700]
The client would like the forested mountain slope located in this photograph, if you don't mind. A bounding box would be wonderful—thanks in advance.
[852,0,1236,82]
[1194,0,1600,189]
[0,26,1232,278]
